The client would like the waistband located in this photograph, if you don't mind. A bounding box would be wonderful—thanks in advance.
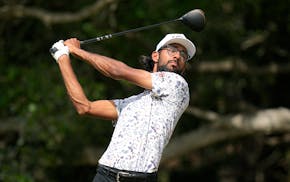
[97,164,157,182]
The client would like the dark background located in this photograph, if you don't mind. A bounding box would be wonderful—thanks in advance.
[1,0,289,181]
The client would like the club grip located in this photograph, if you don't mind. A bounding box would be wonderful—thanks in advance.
[49,47,58,54]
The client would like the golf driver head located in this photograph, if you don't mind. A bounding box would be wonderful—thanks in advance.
[181,9,206,32]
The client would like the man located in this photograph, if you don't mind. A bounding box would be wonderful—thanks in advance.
[50,33,196,182]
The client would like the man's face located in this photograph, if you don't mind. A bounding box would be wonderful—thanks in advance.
[157,43,188,75]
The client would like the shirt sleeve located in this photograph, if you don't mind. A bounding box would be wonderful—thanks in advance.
[151,72,189,104]
[112,99,126,127]
[112,94,140,127]
[113,95,138,115]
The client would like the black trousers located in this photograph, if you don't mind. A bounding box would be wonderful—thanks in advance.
[92,172,114,182]
[92,165,158,182]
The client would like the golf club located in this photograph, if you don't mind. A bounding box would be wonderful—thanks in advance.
[50,9,205,53]
[80,9,205,45]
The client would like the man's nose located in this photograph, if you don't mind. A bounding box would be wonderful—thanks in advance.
[172,51,181,59]
[174,53,184,63]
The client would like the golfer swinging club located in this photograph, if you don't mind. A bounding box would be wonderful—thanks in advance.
[50,33,196,182]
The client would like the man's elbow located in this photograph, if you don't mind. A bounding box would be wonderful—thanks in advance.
[73,102,90,116]
[76,107,88,115]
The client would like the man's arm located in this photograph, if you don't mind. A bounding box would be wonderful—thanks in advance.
[57,55,118,120]
[64,38,153,90]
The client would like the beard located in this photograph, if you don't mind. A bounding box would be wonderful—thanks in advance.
[158,60,183,75]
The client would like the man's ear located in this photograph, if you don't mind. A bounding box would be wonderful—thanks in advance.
[151,51,159,72]
[151,51,159,63]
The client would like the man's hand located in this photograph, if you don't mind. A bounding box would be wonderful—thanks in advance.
[50,40,69,63]
[64,38,81,55]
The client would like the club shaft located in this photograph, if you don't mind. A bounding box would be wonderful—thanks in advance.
[80,18,181,45]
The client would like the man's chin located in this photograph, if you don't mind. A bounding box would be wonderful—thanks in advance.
[158,65,182,75]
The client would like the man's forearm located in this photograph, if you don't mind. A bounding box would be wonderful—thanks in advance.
[58,55,91,115]
[70,47,128,79]
[64,38,152,89]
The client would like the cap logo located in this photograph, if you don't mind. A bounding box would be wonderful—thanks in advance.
[171,35,183,38]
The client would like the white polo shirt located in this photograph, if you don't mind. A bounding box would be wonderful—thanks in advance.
[98,72,189,173]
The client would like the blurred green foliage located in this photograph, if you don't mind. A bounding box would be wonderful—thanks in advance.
[0,0,289,181]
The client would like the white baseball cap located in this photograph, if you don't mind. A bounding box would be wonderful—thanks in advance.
[155,33,196,60]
